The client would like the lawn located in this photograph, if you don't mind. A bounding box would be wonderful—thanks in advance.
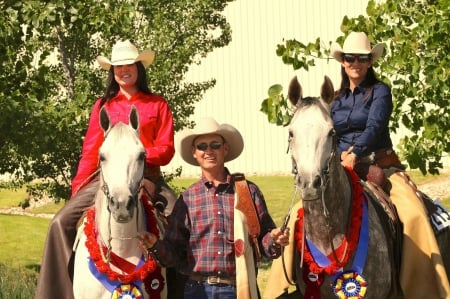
[0,171,448,296]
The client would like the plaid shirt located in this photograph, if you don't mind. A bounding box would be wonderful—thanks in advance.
[150,170,280,276]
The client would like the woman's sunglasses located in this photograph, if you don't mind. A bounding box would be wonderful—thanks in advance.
[195,141,223,151]
[342,54,371,63]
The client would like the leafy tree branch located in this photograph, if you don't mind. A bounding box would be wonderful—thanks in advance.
[0,0,235,201]
[260,0,449,174]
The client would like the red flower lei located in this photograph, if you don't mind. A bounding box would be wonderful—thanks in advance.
[84,195,160,283]
[295,166,364,276]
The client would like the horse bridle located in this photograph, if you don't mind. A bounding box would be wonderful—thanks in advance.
[100,166,145,262]
[100,170,144,214]
[288,128,337,199]
[281,129,340,285]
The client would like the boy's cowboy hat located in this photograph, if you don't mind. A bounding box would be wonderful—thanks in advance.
[97,40,155,70]
[178,117,244,166]
[330,32,384,63]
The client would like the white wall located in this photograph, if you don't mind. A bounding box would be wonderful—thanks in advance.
[163,0,370,177]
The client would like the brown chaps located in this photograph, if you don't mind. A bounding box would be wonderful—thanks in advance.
[387,171,450,299]
[34,179,98,299]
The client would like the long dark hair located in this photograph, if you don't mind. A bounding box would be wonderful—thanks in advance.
[335,65,381,100]
[100,61,152,106]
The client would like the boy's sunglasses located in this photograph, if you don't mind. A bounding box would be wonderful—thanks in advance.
[342,54,371,63]
[195,141,223,151]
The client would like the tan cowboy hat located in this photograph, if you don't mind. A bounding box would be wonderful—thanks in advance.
[330,32,384,63]
[96,40,155,70]
[178,117,244,166]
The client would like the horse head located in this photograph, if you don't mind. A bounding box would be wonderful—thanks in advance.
[98,106,145,223]
[288,76,336,200]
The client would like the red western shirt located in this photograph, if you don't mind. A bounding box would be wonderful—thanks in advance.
[71,91,175,196]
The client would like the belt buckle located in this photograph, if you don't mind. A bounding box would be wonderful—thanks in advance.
[207,276,220,285]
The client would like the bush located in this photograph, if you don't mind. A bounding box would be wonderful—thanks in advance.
[0,263,38,299]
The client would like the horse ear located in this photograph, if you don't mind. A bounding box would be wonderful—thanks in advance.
[129,105,140,131]
[320,76,335,104]
[99,107,111,133]
[288,76,302,106]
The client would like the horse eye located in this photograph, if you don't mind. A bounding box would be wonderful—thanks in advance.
[138,152,145,161]
[328,129,336,137]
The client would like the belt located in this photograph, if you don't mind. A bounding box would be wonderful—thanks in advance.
[358,148,393,163]
[358,148,403,169]
[189,273,236,286]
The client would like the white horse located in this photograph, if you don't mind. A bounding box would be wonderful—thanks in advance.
[73,106,167,299]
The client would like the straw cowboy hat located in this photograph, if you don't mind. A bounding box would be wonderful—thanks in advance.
[178,117,244,166]
[96,40,155,70]
[330,32,384,63]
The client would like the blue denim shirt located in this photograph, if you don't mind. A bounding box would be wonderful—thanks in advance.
[331,81,393,156]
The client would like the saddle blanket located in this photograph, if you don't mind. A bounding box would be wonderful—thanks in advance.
[430,199,450,232]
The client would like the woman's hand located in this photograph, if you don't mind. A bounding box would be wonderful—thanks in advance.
[341,146,357,169]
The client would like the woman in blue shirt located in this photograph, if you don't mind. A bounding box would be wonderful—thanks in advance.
[330,32,449,298]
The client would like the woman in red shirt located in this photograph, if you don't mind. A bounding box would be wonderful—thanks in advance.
[35,40,176,299]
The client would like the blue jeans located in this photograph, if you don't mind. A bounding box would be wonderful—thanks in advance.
[184,279,237,299]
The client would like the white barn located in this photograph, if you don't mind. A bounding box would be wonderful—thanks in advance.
[163,0,421,177]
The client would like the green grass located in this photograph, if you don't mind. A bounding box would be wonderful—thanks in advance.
[0,187,28,208]
[0,264,38,299]
[0,215,50,269]
[29,201,65,214]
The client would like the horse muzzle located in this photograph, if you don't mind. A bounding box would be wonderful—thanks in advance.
[300,187,321,201]
[108,196,137,223]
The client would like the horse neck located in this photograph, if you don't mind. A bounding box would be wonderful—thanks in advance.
[302,158,353,254]
[95,193,146,255]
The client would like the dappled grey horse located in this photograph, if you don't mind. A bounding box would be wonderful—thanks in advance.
[285,76,401,299]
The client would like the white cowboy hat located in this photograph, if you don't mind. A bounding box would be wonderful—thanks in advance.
[178,117,244,166]
[330,32,384,63]
[96,40,155,70]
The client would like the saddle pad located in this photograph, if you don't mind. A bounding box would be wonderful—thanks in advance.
[430,200,450,232]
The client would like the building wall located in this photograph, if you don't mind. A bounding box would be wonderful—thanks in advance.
[163,0,373,177]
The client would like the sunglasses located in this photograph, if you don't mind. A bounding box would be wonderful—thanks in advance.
[195,141,223,151]
[342,54,371,63]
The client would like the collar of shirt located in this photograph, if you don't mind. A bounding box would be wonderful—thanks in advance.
[201,168,234,194]
[344,78,371,96]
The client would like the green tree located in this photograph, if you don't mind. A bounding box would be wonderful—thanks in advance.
[0,0,234,201]
[260,0,449,174]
